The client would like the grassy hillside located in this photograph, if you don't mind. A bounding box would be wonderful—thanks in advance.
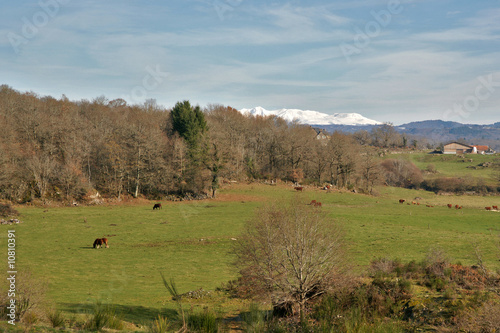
[387,151,499,183]
[1,180,499,332]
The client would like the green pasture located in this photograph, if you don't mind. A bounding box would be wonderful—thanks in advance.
[2,183,500,325]
[386,151,499,182]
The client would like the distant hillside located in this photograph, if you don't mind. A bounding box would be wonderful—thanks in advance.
[396,121,500,150]
[313,120,500,151]
[396,120,464,130]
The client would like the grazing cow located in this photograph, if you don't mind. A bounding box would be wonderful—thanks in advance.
[93,238,109,249]
[294,186,304,192]
[93,238,102,248]
[493,206,498,210]
[455,204,459,209]
[153,203,162,210]
[412,201,417,205]
[399,199,405,204]
[447,204,452,208]
[485,207,492,211]
[310,200,317,205]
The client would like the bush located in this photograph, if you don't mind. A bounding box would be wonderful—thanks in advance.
[84,302,123,331]
[422,177,499,194]
[457,300,500,332]
[380,159,423,189]
[0,202,18,217]
[187,308,220,333]
[369,257,402,278]
[148,315,170,333]
[241,303,269,333]
[0,270,46,322]
[47,309,65,328]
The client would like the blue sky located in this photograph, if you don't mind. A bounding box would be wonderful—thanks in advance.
[1,0,499,125]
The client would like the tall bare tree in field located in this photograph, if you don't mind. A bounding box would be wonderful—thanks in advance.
[359,147,383,193]
[327,132,359,188]
[236,198,347,319]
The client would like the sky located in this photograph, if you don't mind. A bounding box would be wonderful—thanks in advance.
[0,0,499,125]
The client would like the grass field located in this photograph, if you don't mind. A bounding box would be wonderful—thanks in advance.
[387,151,499,182]
[2,181,500,327]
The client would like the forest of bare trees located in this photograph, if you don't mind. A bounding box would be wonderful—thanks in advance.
[0,85,413,203]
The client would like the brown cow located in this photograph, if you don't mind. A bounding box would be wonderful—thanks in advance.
[399,199,405,204]
[493,206,498,210]
[485,207,492,211]
[93,238,109,249]
[447,204,452,208]
[153,203,162,210]
[294,187,304,192]
[314,202,322,207]
[310,200,317,205]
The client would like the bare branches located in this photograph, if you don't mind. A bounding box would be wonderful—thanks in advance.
[235,198,347,318]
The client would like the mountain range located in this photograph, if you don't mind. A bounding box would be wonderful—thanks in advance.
[239,107,382,126]
[239,107,500,150]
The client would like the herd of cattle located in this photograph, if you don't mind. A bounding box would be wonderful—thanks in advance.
[91,190,498,248]
[398,199,498,211]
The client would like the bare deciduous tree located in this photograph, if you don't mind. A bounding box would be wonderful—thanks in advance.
[235,198,347,319]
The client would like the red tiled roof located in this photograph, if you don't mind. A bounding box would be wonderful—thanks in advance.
[472,145,489,151]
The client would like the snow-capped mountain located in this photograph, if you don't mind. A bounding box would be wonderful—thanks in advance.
[239,107,382,126]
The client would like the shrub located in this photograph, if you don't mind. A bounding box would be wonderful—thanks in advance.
[0,202,18,217]
[187,308,220,333]
[426,163,437,174]
[47,309,65,328]
[424,247,450,277]
[457,300,500,332]
[84,302,123,331]
[422,177,499,194]
[21,310,40,326]
[148,315,170,333]
[0,270,46,322]
[369,257,402,278]
[380,159,423,189]
[241,303,269,333]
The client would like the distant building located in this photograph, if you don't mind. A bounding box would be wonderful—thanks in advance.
[312,128,330,141]
[443,142,493,154]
